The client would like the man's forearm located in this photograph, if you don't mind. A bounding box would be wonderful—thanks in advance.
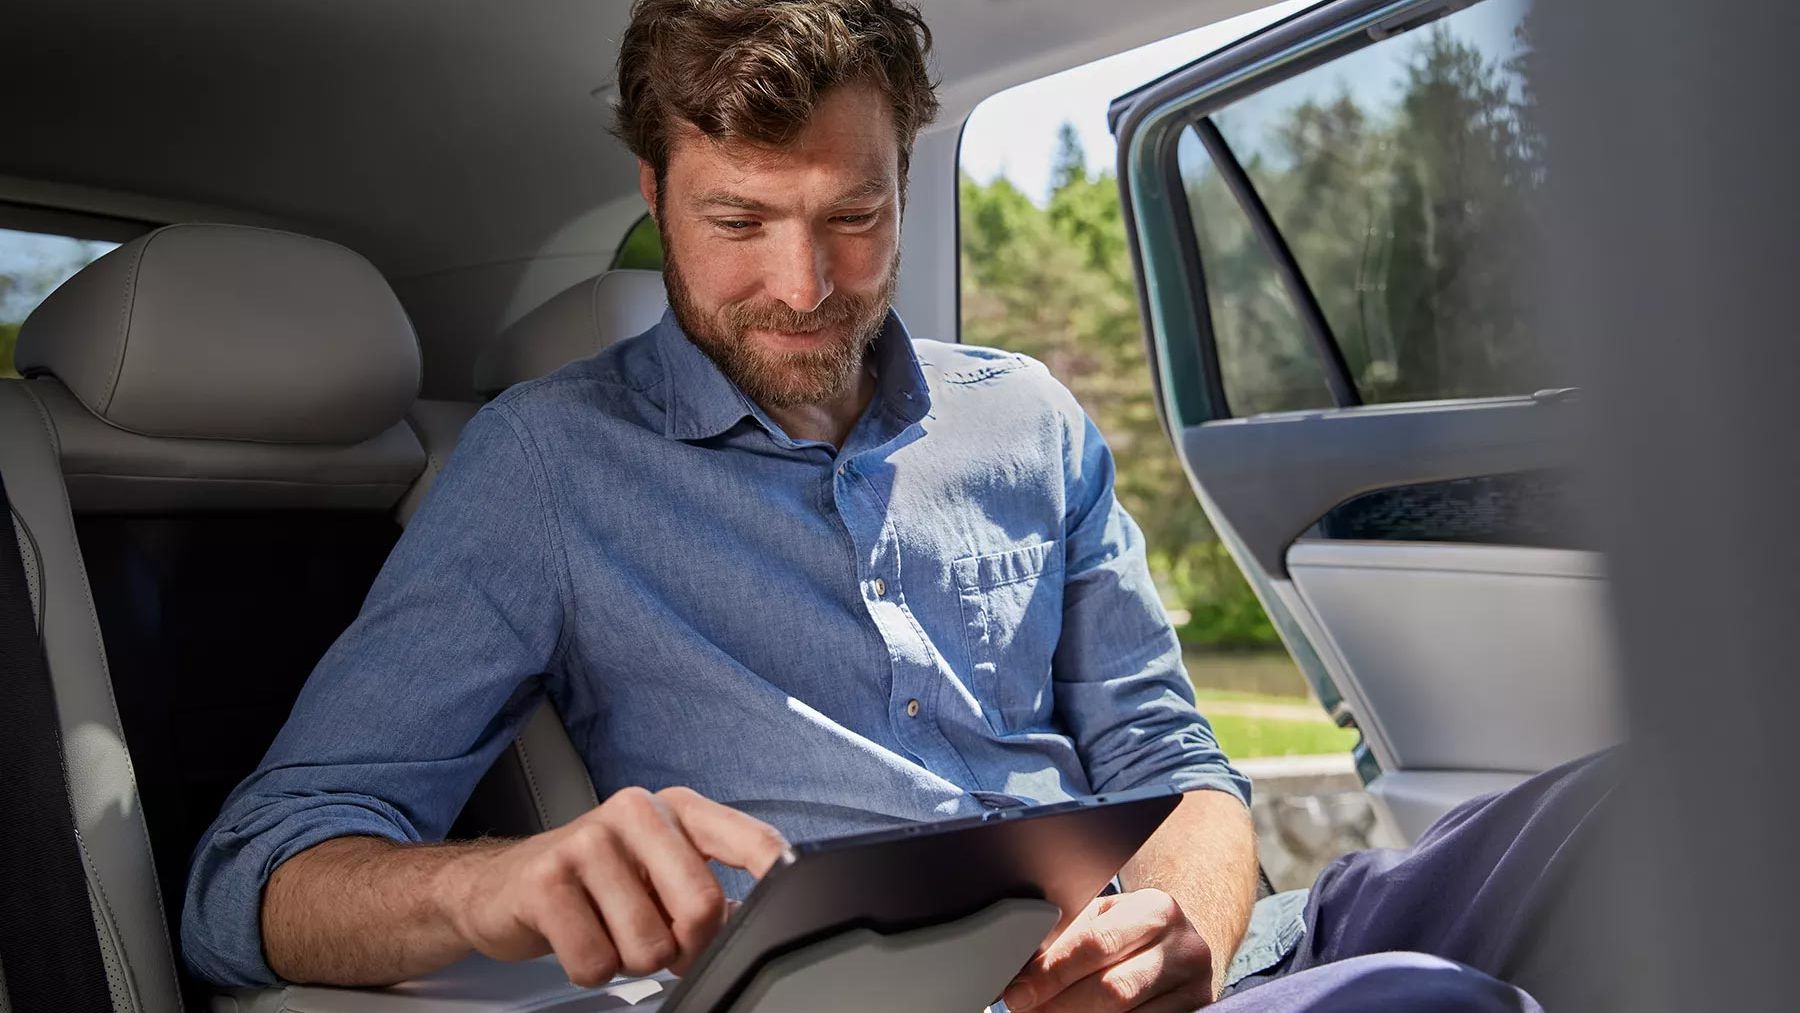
[1120,788,1259,995]
[261,835,502,985]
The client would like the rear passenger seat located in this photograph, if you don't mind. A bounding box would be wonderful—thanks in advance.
[1,226,670,1010]
[5,222,429,1012]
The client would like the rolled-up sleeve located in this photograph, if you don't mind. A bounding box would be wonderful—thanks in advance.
[181,403,571,987]
[1049,396,1251,807]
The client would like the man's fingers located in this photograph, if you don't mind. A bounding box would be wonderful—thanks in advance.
[566,816,679,976]
[658,786,790,877]
[1035,890,1118,950]
[1023,943,1185,1013]
[531,874,620,988]
[1006,892,1169,1010]
[614,790,730,970]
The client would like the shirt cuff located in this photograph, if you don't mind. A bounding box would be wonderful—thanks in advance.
[182,795,420,988]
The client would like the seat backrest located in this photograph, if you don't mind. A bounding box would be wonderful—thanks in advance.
[5,223,427,1012]
[473,268,667,398]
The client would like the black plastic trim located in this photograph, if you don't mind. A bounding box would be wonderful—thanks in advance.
[1182,396,1580,576]
[1157,121,1234,420]
[1194,118,1361,409]
[0,200,155,244]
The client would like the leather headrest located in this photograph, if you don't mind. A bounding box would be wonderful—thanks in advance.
[475,269,667,396]
[17,223,421,444]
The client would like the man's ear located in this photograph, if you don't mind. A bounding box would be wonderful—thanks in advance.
[638,160,659,223]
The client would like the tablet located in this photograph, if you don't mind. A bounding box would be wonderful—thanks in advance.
[659,785,1186,1013]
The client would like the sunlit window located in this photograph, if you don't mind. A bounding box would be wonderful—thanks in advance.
[0,228,120,378]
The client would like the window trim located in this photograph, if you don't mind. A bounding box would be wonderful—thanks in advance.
[0,201,155,245]
[1115,0,1448,426]
[1190,117,1361,409]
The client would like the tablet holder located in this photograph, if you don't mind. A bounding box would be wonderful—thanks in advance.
[718,897,1061,1013]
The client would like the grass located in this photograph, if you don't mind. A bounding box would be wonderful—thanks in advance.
[1191,687,1318,707]
[1188,685,1357,760]
[1178,651,1358,759]
[1205,713,1360,759]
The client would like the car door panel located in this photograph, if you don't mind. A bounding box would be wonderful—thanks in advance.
[1287,541,1618,772]
[1181,396,1581,576]
[1113,0,1621,839]
[1367,770,1533,842]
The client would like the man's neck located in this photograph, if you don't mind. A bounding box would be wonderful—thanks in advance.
[761,359,877,449]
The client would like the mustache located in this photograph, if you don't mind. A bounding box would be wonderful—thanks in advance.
[725,292,871,334]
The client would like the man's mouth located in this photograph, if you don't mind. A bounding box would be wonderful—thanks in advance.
[748,325,835,350]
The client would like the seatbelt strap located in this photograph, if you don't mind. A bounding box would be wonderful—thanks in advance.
[0,470,116,1011]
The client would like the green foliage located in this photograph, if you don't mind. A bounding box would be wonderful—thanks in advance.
[1197,22,1544,407]
[960,22,1537,653]
[961,126,1278,650]
[612,214,665,271]
[0,321,20,379]
[1161,541,1280,649]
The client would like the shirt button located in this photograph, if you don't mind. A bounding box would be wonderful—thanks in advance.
[873,577,887,597]
[906,699,920,718]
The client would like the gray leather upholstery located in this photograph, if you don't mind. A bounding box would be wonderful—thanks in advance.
[395,399,480,526]
[473,269,666,397]
[458,700,600,838]
[17,223,421,445]
[2,235,616,1013]
[0,381,186,1013]
[32,379,424,514]
[0,223,438,1013]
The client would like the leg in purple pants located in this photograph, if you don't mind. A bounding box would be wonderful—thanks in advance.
[1215,749,1620,1011]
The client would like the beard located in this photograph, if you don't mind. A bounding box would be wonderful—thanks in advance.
[663,245,899,410]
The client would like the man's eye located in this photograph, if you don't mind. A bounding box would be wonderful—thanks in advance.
[714,219,757,232]
[835,213,876,225]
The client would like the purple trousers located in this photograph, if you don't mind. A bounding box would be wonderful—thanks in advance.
[1216,750,1620,1011]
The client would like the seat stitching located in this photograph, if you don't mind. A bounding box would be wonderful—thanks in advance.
[512,739,553,833]
[21,382,186,1013]
[402,414,442,477]
[61,474,412,491]
[103,229,154,415]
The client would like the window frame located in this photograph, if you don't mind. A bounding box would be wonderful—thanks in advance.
[0,201,155,246]
[1187,116,1361,410]
[1115,0,1481,426]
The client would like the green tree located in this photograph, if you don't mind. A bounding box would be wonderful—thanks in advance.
[961,132,1278,649]
[959,21,1540,652]
[1049,122,1088,193]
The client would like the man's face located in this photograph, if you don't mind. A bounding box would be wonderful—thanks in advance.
[644,83,902,409]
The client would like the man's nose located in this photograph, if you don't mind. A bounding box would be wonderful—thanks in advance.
[769,231,833,314]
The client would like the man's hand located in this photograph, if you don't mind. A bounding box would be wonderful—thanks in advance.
[1001,889,1215,1013]
[436,786,787,986]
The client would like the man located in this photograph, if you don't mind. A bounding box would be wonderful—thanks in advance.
[185,2,1606,1009]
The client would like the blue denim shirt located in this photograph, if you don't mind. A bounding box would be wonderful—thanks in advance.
[181,310,1249,986]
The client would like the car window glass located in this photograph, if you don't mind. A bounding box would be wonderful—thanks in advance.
[1177,126,1336,416]
[1,228,119,378]
[1204,0,1544,405]
[611,214,664,271]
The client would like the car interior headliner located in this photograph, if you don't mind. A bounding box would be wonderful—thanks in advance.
[6,0,1270,396]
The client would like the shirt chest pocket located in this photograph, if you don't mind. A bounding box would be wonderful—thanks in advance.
[952,540,1064,732]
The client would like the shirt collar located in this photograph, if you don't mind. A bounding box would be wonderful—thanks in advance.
[656,307,931,443]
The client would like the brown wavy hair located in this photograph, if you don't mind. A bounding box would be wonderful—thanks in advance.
[613,0,940,181]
